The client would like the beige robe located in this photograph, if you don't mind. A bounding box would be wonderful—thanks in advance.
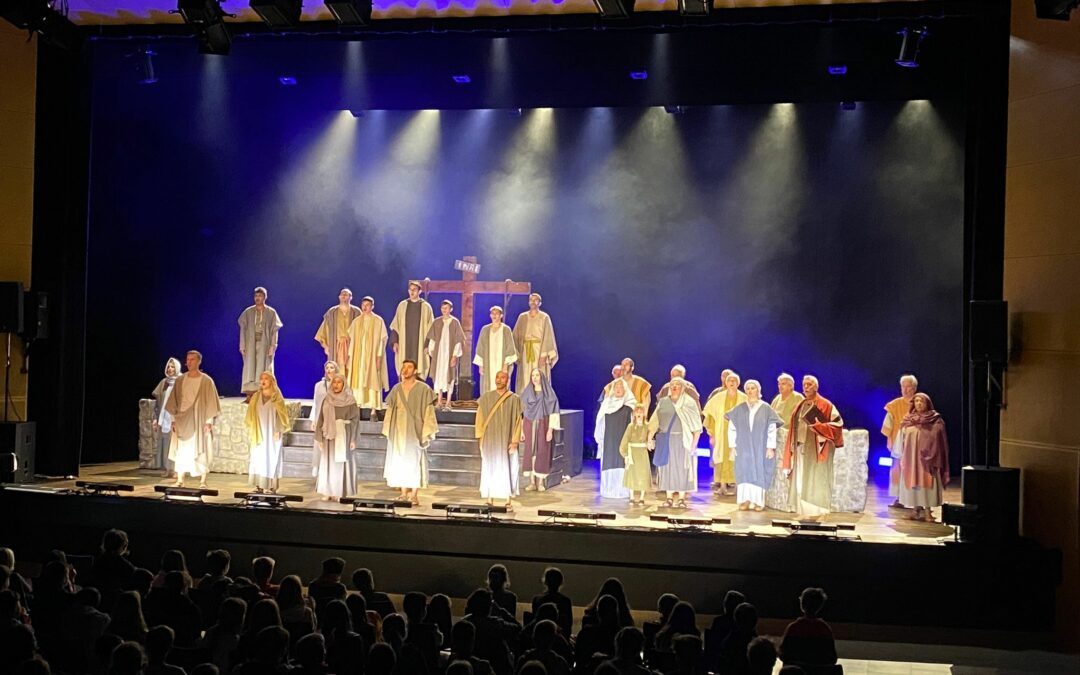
[389,298,434,380]
[512,310,558,391]
[346,312,389,409]
[165,372,221,477]
[315,305,361,374]
[381,381,439,489]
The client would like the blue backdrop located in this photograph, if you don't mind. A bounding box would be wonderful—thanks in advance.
[83,53,965,467]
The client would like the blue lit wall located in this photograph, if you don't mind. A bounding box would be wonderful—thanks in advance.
[83,48,965,468]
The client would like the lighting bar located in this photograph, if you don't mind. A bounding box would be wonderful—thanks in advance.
[649,515,732,527]
[771,519,856,533]
[593,0,635,19]
[895,26,927,69]
[432,502,509,520]
[325,0,372,25]
[676,0,710,16]
[339,497,413,515]
[234,492,303,508]
[154,485,219,501]
[538,509,617,524]
[75,481,135,495]
[250,0,302,27]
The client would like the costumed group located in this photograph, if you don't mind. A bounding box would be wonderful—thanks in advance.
[150,285,950,522]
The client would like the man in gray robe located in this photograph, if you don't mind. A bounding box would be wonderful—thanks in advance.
[426,300,466,409]
[312,374,359,500]
[165,350,221,488]
[726,379,783,511]
[656,365,701,405]
[315,288,361,377]
[389,281,434,380]
[473,306,518,395]
[382,359,439,505]
[475,370,523,508]
[238,286,282,396]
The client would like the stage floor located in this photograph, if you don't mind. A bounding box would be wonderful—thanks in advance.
[62,459,959,546]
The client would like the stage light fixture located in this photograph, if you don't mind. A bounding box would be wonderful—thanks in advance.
[827,65,848,76]
[593,0,635,18]
[279,76,297,86]
[175,1,232,55]
[840,101,857,111]
[941,502,978,542]
[1035,0,1078,20]
[1,0,83,51]
[677,0,710,16]
[507,108,523,117]
[451,74,471,84]
[339,497,413,515]
[250,0,302,27]
[664,105,686,115]
[325,0,372,25]
[629,70,648,81]
[234,491,303,508]
[432,502,509,520]
[75,481,135,496]
[350,110,365,118]
[895,26,927,69]
[154,485,219,502]
[772,519,857,534]
[538,509,617,525]
[877,456,894,467]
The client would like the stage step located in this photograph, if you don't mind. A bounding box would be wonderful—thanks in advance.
[287,422,477,446]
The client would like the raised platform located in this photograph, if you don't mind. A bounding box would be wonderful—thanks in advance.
[139,398,585,488]
[0,461,1062,638]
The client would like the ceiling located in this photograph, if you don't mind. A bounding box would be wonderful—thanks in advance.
[67,0,922,25]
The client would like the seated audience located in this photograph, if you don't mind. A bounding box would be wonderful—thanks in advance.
[463,589,520,675]
[654,601,700,654]
[583,579,633,629]
[109,591,149,644]
[108,642,146,675]
[515,619,570,675]
[199,596,246,672]
[403,591,443,671]
[306,559,347,625]
[746,637,778,675]
[425,593,453,649]
[598,627,655,675]
[145,571,201,648]
[487,565,518,622]
[719,603,758,675]
[449,621,493,675]
[778,588,838,668]
[90,530,135,598]
[277,575,317,646]
[152,551,192,590]
[531,568,573,638]
[574,595,620,667]
[351,568,396,618]
[145,626,185,675]
[251,557,279,598]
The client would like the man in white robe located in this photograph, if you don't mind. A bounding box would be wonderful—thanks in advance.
[346,296,389,412]
[315,289,361,377]
[165,350,221,489]
[238,286,282,396]
[389,281,435,381]
[382,359,439,505]
[473,306,518,395]
[475,371,523,509]
[426,300,466,409]
[512,293,558,391]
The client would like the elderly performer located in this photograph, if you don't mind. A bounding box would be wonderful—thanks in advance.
[648,377,703,509]
[782,375,844,520]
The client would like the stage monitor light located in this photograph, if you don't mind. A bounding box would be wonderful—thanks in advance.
[75,481,135,496]
[664,106,686,115]
[771,519,856,534]
[250,0,302,27]
[827,65,848,76]
[895,27,927,69]
[840,101,857,111]
[538,509,617,525]
[593,0,635,19]
[279,76,298,86]
[339,497,413,515]
[154,485,218,502]
[629,70,648,81]
[677,0,710,16]
[452,75,471,84]
[234,491,303,508]
[1035,0,1078,20]
[877,456,894,467]
[325,0,372,25]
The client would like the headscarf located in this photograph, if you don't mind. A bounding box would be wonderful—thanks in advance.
[594,380,638,448]
[245,372,290,445]
[320,374,357,441]
[163,357,182,380]
[522,369,559,421]
[900,392,949,485]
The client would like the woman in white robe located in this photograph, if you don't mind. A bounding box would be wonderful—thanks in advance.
[594,379,637,499]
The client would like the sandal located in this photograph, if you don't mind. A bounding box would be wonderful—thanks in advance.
[663,499,674,508]
[676,499,688,509]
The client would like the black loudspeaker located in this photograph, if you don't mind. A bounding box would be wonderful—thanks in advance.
[0,422,36,484]
[970,300,1008,364]
[20,291,49,340]
[960,465,1020,542]
[0,282,24,334]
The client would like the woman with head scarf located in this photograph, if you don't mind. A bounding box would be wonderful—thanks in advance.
[898,392,950,521]
[594,379,638,499]
[313,373,359,500]
[246,371,291,494]
[522,368,561,493]
[151,357,182,476]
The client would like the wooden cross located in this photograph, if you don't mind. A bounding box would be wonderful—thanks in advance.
[412,256,531,400]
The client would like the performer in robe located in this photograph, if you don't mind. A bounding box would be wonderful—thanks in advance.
[389,281,435,381]
[619,404,652,505]
[601,358,652,411]
[598,364,624,402]
[426,300,466,410]
[705,369,735,405]
[657,365,701,404]
[473,306,518,395]
[703,372,747,496]
[151,357,182,476]
[782,375,844,520]
[312,374,360,501]
[246,372,290,494]
[315,289,361,377]
[346,296,389,412]
[765,373,805,512]
[521,368,561,492]
[726,380,783,512]
[512,293,558,391]
[594,379,637,499]
[165,350,221,489]
[882,374,919,508]
[648,378,702,509]
[238,287,283,397]
[475,371,524,510]
[381,360,439,505]
[898,393,950,522]
[309,361,339,422]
